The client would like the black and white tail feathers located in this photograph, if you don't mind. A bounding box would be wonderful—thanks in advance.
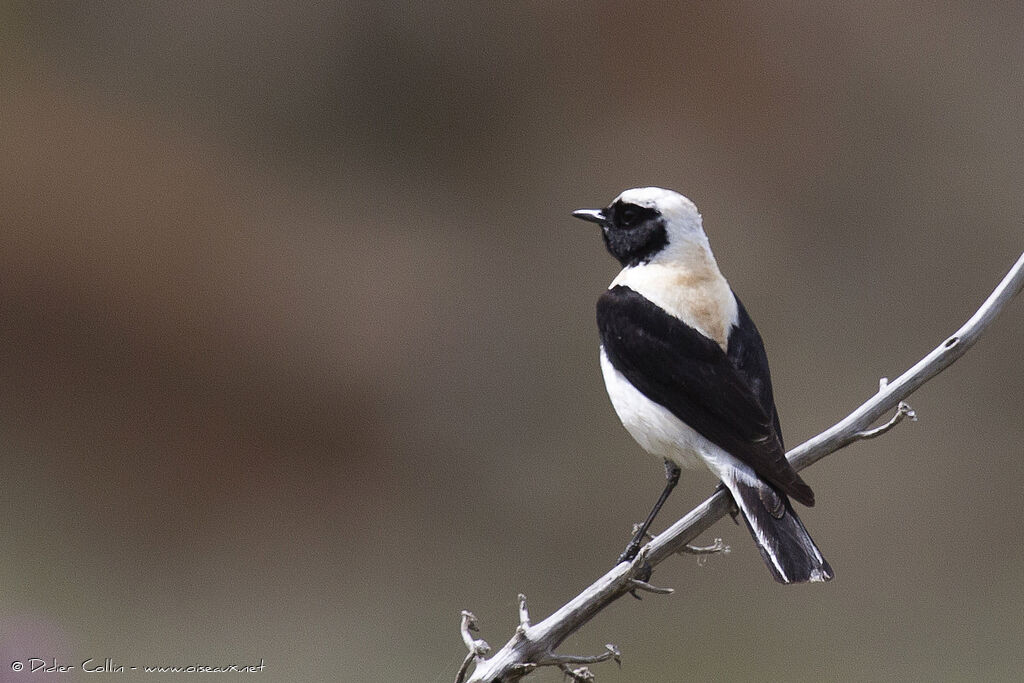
[725,477,833,584]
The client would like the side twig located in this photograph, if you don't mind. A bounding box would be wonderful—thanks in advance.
[455,611,490,683]
[459,251,1024,683]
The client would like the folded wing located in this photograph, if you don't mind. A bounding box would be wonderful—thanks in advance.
[597,285,813,506]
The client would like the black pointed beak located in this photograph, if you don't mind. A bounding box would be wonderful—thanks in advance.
[572,208,607,225]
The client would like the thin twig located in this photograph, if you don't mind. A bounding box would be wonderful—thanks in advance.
[855,400,916,440]
[537,644,621,667]
[456,610,490,683]
[678,538,729,555]
[459,251,1024,683]
[516,594,530,632]
[627,579,674,595]
[632,523,730,556]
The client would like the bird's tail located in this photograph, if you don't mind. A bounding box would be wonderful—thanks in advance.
[723,476,833,584]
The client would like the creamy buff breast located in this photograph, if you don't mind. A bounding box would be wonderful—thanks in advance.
[610,251,739,351]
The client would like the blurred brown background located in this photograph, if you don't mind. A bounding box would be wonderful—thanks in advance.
[1,3,1022,682]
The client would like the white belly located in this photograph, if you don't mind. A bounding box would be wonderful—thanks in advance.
[600,347,711,470]
[599,347,762,494]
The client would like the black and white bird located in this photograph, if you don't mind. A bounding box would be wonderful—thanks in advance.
[573,187,832,584]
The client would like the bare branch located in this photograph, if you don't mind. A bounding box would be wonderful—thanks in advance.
[459,251,1024,683]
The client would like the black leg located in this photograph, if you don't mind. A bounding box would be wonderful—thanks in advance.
[617,460,682,565]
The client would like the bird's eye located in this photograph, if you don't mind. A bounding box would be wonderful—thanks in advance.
[621,206,639,227]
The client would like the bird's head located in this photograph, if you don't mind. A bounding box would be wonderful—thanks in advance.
[573,187,706,267]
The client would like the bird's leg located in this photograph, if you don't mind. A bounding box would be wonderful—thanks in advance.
[617,460,681,565]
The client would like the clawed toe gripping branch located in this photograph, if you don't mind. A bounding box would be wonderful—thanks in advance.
[456,252,1024,683]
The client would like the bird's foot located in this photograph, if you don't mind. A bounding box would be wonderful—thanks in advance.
[616,544,653,600]
[616,538,643,567]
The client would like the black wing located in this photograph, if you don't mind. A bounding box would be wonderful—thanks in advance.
[728,296,785,452]
[597,285,813,506]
